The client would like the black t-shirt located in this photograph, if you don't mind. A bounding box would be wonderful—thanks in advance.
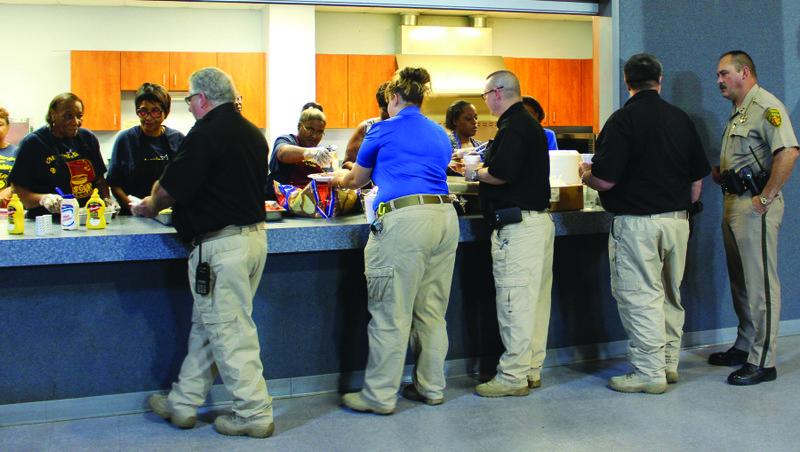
[9,126,107,216]
[479,102,551,218]
[159,103,270,241]
[592,90,711,214]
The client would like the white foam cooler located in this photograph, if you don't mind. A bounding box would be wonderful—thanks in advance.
[549,150,580,185]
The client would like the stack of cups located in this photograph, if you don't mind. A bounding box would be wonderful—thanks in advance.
[580,153,596,210]
[364,192,377,223]
[35,214,53,236]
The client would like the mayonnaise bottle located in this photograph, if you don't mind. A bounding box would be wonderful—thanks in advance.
[7,193,24,234]
[61,194,79,230]
[85,189,106,229]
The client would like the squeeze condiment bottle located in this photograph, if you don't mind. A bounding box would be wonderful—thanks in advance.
[85,189,106,229]
[7,193,24,234]
[61,194,79,230]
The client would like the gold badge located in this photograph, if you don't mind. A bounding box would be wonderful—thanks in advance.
[765,108,782,128]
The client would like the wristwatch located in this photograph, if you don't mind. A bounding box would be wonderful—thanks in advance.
[471,169,479,182]
[759,195,773,206]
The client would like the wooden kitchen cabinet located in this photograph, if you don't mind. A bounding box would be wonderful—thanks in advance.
[505,57,592,127]
[218,52,267,128]
[316,54,397,128]
[347,55,397,127]
[548,59,583,126]
[580,58,594,127]
[71,51,121,131]
[316,54,349,128]
[121,51,170,90]
[169,52,217,91]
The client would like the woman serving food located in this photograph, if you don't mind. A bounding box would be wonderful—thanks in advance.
[266,106,333,199]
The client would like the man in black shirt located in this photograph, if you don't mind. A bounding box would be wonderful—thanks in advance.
[472,70,555,398]
[134,67,273,438]
[581,53,710,394]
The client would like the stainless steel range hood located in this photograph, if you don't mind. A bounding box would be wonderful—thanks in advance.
[397,19,506,97]
[395,54,507,97]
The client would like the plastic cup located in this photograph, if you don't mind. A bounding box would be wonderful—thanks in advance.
[464,154,481,180]
[581,153,593,164]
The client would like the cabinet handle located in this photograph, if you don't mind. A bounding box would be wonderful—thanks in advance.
[342,113,345,125]
[163,74,166,85]
[174,74,177,88]
[353,113,356,125]
[114,114,117,126]
[552,112,556,124]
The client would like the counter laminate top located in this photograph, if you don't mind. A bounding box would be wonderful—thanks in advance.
[0,209,611,268]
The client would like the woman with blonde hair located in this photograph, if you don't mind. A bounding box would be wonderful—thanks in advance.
[333,67,459,414]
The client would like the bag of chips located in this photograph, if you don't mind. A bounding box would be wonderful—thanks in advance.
[274,180,360,218]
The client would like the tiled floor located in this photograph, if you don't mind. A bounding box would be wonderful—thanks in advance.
[3,335,800,451]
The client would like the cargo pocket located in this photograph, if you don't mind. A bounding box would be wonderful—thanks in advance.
[366,266,394,304]
[609,227,641,295]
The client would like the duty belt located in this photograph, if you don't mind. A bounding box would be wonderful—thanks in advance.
[193,222,267,246]
[377,194,451,216]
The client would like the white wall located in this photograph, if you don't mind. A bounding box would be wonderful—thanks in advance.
[315,12,399,55]
[492,18,593,59]
[2,4,265,161]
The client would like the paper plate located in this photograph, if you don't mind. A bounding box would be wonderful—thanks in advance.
[308,173,335,182]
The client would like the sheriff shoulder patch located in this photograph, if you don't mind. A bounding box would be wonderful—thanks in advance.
[765,108,782,128]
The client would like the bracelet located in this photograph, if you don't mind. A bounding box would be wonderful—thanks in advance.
[581,170,589,185]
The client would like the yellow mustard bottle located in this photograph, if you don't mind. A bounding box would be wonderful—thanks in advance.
[7,193,24,234]
[85,189,106,229]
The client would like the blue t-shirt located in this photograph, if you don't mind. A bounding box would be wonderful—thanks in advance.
[0,144,18,191]
[356,106,451,209]
[545,128,559,150]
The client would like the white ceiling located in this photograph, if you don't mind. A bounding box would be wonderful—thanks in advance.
[0,0,593,20]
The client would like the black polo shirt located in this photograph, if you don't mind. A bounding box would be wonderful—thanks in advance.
[592,90,710,214]
[159,103,270,241]
[479,102,551,219]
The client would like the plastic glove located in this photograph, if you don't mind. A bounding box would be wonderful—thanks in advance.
[39,193,63,213]
[104,197,119,213]
[303,146,333,168]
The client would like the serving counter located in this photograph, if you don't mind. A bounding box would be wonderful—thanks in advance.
[0,209,612,267]
[1,207,621,425]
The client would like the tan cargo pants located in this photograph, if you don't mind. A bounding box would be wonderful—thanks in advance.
[167,225,272,422]
[361,203,459,411]
[491,210,555,386]
[609,213,689,379]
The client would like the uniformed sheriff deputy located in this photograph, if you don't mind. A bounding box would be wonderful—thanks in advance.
[709,50,799,385]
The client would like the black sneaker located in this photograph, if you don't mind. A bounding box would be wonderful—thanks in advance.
[708,347,748,366]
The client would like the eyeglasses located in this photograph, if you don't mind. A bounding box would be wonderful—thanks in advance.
[136,109,163,119]
[300,123,325,138]
[481,86,504,101]
[184,93,201,105]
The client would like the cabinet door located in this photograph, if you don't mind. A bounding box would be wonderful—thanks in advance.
[316,54,349,128]
[70,51,121,131]
[218,52,266,128]
[121,51,169,90]
[347,55,397,127]
[548,59,583,126]
[169,52,217,91]
[513,58,550,126]
[581,58,595,128]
